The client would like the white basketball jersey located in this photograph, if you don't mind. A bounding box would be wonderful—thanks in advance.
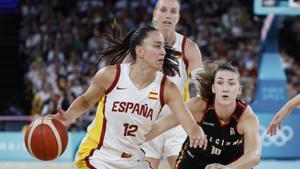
[157,33,189,118]
[91,64,166,157]
[169,32,189,95]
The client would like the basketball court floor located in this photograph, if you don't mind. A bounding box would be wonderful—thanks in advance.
[0,159,299,169]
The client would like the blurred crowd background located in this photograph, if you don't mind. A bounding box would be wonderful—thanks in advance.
[14,0,300,131]
[278,16,300,98]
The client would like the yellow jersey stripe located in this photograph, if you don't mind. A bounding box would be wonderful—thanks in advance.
[75,96,107,169]
[183,66,190,101]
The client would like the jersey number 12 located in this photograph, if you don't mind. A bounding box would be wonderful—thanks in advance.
[123,123,138,137]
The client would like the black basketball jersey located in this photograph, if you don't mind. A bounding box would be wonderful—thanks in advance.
[175,99,247,169]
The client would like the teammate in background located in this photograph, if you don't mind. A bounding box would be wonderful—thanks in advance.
[142,0,203,168]
[267,93,300,136]
[145,62,261,169]
[55,24,207,169]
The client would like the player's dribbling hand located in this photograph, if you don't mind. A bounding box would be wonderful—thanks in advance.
[53,105,72,127]
[189,126,207,149]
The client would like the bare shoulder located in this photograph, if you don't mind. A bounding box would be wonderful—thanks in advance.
[186,97,207,120]
[187,97,207,111]
[185,37,201,54]
[238,105,260,134]
[163,78,188,103]
[94,65,118,91]
[164,77,174,87]
[185,37,199,50]
[163,78,180,95]
[184,37,202,68]
[240,106,259,122]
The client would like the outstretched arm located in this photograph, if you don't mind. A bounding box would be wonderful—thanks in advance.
[145,97,206,141]
[144,106,179,141]
[55,66,116,126]
[227,107,261,169]
[156,81,207,148]
[268,94,300,136]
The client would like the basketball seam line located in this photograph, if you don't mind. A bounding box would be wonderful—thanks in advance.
[27,118,42,157]
[44,119,63,158]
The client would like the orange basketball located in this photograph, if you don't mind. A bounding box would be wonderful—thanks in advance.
[24,116,68,161]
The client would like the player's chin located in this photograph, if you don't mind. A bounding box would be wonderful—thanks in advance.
[156,62,164,69]
[160,23,174,29]
[219,98,234,106]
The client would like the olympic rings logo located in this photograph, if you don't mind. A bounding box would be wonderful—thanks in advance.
[259,125,294,147]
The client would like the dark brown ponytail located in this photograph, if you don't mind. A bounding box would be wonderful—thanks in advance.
[96,20,133,65]
[96,21,180,76]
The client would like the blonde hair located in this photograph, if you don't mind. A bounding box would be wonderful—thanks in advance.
[152,0,181,27]
[154,0,181,11]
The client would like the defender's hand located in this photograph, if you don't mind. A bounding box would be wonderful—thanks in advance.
[189,126,207,149]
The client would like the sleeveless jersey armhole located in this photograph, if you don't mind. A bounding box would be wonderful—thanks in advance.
[233,100,248,135]
[233,100,248,123]
[159,75,167,107]
[182,36,190,101]
[105,64,121,94]
[182,36,188,68]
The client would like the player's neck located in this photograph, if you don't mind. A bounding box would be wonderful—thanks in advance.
[214,101,236,121]
[160,30,176,46]
[129,64,156,90]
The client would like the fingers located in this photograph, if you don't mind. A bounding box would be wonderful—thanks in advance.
[203,136,208,150]
[205,164,213,169]
[267,115,282,136]
[267,123,277,136]
[189,136,198,148]
[279,121,282,130]
[189,135,207,149]
[54,105,67,123]
[57,105,64,113]
[205,163,220,169]
[267,123,275,136]
[189,126,208,149]
[55,105,72,128]
[216,164,231,169]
